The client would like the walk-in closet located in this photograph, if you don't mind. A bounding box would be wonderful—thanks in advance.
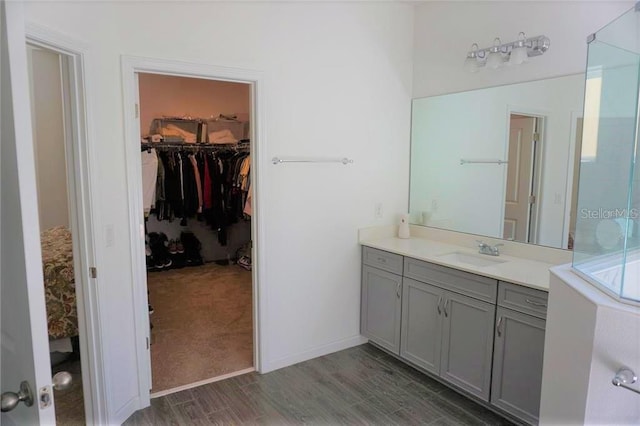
[138,73,254,394]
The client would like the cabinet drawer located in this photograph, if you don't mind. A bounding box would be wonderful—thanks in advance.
[363,247,403,275]
[404,257,497,303]
[498,281,548,319]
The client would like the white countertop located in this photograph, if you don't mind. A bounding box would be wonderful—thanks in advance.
[361,236,557,291]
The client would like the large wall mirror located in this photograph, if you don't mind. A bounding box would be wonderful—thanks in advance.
[409,74,586,250]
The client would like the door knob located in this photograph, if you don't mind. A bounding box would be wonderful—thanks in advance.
[52,371,72,391]
[1,381,34,412]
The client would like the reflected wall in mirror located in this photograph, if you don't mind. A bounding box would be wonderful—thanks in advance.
[409,74,585,250]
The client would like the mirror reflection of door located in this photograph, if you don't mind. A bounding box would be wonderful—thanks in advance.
[504,114,541,243]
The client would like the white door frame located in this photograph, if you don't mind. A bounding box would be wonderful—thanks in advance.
[25,24,105,424]
[120,56,267,406]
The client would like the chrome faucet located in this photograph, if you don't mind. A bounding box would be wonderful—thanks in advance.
[476,240,503,256]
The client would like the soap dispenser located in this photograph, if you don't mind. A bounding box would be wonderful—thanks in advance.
[398,214,410,239]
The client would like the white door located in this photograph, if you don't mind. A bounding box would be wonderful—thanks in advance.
[1,1,57,424]
[504,115,536,242]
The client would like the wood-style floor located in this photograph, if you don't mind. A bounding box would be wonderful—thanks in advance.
[148,262,254,393]
[124,343,514,425]
[52,356,84,426]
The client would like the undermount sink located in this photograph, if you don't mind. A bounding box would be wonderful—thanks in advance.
[436,251,507,267]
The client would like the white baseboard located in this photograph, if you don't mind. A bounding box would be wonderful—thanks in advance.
[262,335,368,373]
[150,367,256,398]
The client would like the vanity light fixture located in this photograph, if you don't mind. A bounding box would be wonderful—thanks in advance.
[463,43,482,73]
[464,32,550,71]
[486,38,505,69]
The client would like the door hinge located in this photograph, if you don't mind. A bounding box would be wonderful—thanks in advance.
[89,267,97,278]
[529,195,536,204]
[146,337,150,350]
[533,132,540,142]
[135,103,139,119]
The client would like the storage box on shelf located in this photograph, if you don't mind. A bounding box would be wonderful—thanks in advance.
[149,117,205,143]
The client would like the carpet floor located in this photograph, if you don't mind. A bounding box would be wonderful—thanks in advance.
[148,262,254,393]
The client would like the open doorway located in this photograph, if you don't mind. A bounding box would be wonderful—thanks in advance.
[503,113,544,244]
[25,43,88,424]
[137,73,255,395]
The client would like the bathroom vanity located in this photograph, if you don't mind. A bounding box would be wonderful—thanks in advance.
[360,234,557,425]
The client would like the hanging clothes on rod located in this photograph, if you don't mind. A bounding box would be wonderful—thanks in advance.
[141,148,159,218]
[141,142,251,246]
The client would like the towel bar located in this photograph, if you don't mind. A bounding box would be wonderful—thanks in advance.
[612,367,640,395]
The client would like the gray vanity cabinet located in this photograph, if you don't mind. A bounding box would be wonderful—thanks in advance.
[361,246,550,424]
[361,248,403,354]
[400,258,497,401]
[492,282,547,425]
[440,291,496,401]
[400,278,444,374]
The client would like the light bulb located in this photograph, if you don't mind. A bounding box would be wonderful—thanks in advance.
[508,32,529,66]
[464,43,481,73]
[486,51,503,69]
[509,46,528,65]
[486,38,504,69]
[464,56,479,73]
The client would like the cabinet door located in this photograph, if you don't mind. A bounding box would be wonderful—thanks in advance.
[440,291,496,401]
[361,265,402,354]
[400,278,444,374]
[491,307,546,425]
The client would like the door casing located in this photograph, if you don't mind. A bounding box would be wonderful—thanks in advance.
[25,22,103,424]
[120,56,267,410]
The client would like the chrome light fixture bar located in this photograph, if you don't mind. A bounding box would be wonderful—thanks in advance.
[464,32,550,72]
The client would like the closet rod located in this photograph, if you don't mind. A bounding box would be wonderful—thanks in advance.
[272,157,354,165]
[141,142,249,151]
[459,159,508,165]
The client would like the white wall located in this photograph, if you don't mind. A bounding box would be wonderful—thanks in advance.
[410,74,584,248]
[24,1,413,421]
[540,265,640,425]
[27,46,69,231]
[539,268,596,425]
[412,1,634,98]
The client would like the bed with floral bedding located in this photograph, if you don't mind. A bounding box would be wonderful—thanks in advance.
[41,226,78,340]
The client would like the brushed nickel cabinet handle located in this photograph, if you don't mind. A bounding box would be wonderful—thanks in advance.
[378,257,387,263]
[525,298,547,308]
[396,282,401,298]
[437,296,443,315]
[497,316,504,336]
[443,298,449,317]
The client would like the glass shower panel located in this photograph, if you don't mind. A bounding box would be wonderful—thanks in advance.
[592,3,640,53]
[572,3,640,304]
